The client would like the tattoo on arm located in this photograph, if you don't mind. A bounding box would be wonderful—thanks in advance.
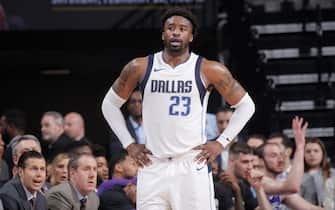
[226,82,243,98]
[112,62,134,94]
[215,68,245,103]
[217,70,234,93]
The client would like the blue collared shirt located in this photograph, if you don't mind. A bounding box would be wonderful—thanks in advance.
[73,184,88,202]
[129,116,145,144]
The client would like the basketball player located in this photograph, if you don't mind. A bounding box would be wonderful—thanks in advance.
[102,7,255,210]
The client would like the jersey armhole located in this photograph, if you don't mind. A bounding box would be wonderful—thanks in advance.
[139,54,154,96]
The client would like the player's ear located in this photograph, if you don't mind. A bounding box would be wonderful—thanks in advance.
[161,32,164,41]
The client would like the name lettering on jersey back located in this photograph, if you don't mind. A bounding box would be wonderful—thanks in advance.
[151,80,192,93]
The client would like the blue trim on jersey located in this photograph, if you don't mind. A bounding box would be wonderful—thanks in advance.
[139,54,154,97]
[195,56,206,105]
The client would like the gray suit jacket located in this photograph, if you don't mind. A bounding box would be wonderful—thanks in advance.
[300,170,326,206]
[46,182,99,210]
[0,176,47,210]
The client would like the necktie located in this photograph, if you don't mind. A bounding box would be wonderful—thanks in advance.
[30,197,35,210]
[80,198,87,210]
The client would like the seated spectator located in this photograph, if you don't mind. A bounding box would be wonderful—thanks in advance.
[0,151,47,210]
[64,112,90,142]
[48,153,70,187]
[301,137,335,206]
[217,142,272,210]
[11,134,42,176]
[259,117,323,210]
[93,144,109,187]
[260,139,322,209]
[267,132,295,175]
[98,149,138,210]
[40,111,72,162]
[46,153,99,210]
[246,134,266,175]
[0,134,9,187]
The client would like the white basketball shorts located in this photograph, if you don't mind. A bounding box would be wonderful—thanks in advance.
[136,150,216,210]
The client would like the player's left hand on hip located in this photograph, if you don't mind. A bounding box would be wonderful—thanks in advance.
[127,143,152,167]
[193,141,223,164]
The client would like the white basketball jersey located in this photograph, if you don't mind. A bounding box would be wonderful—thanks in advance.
[140,51,211,158]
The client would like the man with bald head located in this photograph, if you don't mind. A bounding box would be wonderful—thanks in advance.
[64,112,88,142]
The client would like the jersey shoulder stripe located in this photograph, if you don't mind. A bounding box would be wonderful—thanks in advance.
[140,54,154,96]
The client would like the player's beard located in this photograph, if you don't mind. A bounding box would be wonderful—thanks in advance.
[164,39,189,54]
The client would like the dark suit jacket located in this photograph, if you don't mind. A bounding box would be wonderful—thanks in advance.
[42,133,72,162]
[46,181,99,210]
[99,184,135,210]
[0,176,47,210]
[0,193,26,210]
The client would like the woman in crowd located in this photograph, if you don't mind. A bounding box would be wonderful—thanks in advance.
[48,153,70,186]
[301,138,335,208]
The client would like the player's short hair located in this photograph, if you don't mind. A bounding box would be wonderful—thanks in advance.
[161,7,198,37]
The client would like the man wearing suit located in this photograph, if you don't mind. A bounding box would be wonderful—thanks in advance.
[46,153,99,210]
[0,150,47,210]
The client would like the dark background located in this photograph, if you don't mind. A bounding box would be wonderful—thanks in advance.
[1,0,334,158]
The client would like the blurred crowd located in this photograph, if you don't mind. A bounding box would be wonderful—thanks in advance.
[0,89,334,210]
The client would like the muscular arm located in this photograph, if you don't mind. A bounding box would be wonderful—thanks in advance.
[202,60,255,147]
[112,58,147,99]
[202,60,245,105]
[101,57,147,148]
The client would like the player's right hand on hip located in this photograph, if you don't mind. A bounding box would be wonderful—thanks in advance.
[127,143,152,167]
